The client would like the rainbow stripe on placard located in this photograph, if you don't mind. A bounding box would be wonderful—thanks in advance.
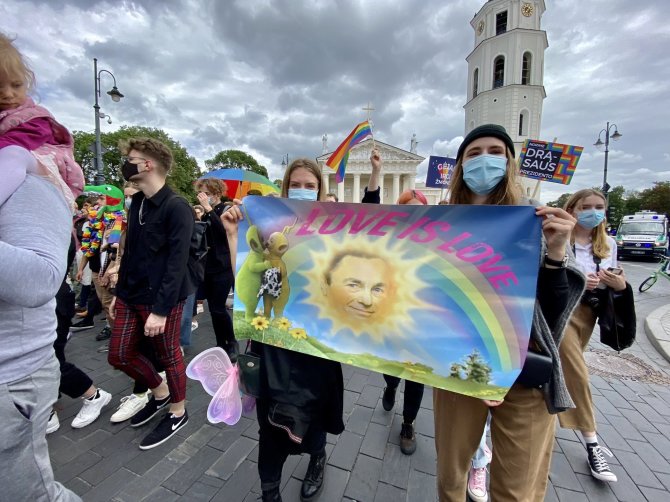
[518,139,584,185]
[326,121,373,183]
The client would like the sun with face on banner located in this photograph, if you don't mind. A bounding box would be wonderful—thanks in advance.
[301,234,433,343]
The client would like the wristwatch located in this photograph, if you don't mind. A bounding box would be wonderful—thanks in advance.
[543,253,567,268]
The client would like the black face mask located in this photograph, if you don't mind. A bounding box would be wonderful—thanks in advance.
[121,160,140,181]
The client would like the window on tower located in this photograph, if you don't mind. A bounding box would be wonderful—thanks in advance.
[496,11,508,35]
[473,68,479,98]
[519,110,529,136]
[493,56,505,89]
[522,52,532,85]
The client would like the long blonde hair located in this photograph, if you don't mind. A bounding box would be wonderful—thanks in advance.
[0,33,35,93]
[448,149,521,205]
[280,158,324,201]
[563,189,610,259]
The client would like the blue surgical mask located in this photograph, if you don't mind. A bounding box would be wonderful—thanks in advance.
[125,197,132,209]
[288,188,318,201]
[462,154,508,195]
[577,209,606,229]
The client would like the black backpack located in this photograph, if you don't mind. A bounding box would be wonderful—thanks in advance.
[168,193,209,289]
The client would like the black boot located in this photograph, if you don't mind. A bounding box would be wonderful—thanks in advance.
[261,487,282,502]
[382,386,397,411]
[300,449,326,501]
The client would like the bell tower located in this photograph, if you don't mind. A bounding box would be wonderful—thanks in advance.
[464,0,548,196]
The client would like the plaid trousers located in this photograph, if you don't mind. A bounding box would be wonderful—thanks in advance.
[108,298,186,402]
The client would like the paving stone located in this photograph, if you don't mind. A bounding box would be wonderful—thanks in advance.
[54,449,103,483]
[619,408,659,433]
[630,400,669,425]
[358,384,382,408]
[208,417,252,452]
[380,442,412,490]
[328,430,363,471]
[549,451,583,491]
[406,468,437,502]
[141,486,180,502]
[206,436,257,481]
[627,439,670,474]
[343,389,359,417]
[185,424,220,449]
[641,394,670,417]
[575,473,618,502]
[346,372,369,393]
[414,407,435,438]
[212,460,257,502]
[555,424,581,443]
[83,467,138,502]
[596,423,634,453]
[124,437,186,476]
[344,454,382,502]
[605,414,646,442]
[592,395,623,417]
[420,387,434,410]
[80,444,142,485]
[278,476,302,501]
[545,483,559,502]
[611,384,645,403]
[410,434,437,476]
[639,485,670,502]
[346,405,374,435]
[367,371,387,389]
[64,477,92,497]
[241,417,260,441]
[116,447,192,501]
[613,449,664,489]
[360,422,391,460]
[599,389,634,410]
[370,398,395,426]
[373,481,407,502]
[163,445,222,494]
[557,438,591,476]
[555,487,589,501]
[656,472,670,491]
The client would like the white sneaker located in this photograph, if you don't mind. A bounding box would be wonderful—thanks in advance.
[110,393,149,423]
[47,410,60,434]
[71,389,111,428]
[196,304,204,314]
[191,320,199,331]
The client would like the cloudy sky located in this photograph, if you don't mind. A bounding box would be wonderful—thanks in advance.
[4,0,669,202]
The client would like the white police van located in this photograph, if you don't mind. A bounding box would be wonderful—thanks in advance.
[616,211,668,259]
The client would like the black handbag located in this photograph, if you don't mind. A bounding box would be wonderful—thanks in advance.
[238,351,261,398]
[598,283,636,351]
[517,350,553,388]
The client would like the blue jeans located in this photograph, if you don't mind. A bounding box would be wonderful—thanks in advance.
[0,355,82,501]
[180,293,196,347]
[472,415,491,469]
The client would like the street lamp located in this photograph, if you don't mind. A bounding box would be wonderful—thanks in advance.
[280,154,289,169]
[93,58,124,185]
[594,121,622,203]
[98,111,113,125]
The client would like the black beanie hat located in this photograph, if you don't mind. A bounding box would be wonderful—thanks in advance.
[456,124,515,161]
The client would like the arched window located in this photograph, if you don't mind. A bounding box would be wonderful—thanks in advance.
[473,68,479,98]
[522,52,532,85]
[493,56,505,89]
[519,110,529,136]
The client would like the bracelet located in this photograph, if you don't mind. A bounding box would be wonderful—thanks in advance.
[543,253,567,268]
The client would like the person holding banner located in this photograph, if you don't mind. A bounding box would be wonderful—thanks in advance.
[432,124,585,502]
[223,158,344,502]
[558,189,627,482]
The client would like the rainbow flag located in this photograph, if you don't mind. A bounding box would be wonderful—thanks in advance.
[326,120,373,183]
[107,215,125,246]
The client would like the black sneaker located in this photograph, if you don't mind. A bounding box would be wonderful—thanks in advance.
[71,319,94,331]
[95,326,111,341]
[400,422,417,455]
[587,443,617,482]
[382,386,397,411]
[130,394,171,427]
[139,410,188,450]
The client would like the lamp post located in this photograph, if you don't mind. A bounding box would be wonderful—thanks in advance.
[93,58,124,185]
[593,121,622,203]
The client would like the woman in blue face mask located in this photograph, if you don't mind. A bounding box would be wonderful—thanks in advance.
[558,189,628,483]
[433,124,586,502]
[223,158,342,502]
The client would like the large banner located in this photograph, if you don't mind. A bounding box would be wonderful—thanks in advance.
[233,198,542,400]
[425,156,456,188]
[518,139,584,185]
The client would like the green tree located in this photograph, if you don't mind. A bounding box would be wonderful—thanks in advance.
[449,363,464,379]
[637,181,670,216]
[605,185,626,228]
[463,350,492,384]
[546,192,572,209]
[205,149,269,178]
[273,179,283,188]
[73,126,200,200]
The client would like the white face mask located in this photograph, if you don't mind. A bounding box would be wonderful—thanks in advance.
[125,197,132,209]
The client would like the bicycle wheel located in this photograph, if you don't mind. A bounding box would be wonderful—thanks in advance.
[639,275,657,292]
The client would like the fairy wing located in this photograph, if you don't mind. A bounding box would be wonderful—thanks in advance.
[186,347,232,396]
[207,363,242,425]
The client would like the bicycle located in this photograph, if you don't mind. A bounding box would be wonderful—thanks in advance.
[638,254,670,292]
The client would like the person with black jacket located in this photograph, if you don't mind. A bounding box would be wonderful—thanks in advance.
[195,178,238,360]
[107,137,194,450]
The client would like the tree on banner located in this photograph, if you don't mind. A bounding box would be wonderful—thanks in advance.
[326,120,373,183]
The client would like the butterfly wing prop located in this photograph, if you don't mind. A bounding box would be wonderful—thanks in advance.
[186,347,242,425]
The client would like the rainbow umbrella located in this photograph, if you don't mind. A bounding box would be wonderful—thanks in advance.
[200,169,279,199]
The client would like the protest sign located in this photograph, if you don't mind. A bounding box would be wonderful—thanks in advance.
[234,197,542,400]
[426,156,456,188]
[518,139,584,185]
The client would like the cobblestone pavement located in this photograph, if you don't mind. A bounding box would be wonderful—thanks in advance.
[48,261,670,501]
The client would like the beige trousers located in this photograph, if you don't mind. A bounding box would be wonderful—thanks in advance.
[558,303,597,431]
[92,274,114,321]
[434,384,556,502]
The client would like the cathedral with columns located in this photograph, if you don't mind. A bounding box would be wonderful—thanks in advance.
[315,0,547,202]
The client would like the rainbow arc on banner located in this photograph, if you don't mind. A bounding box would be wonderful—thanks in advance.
[326,120,373,183]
